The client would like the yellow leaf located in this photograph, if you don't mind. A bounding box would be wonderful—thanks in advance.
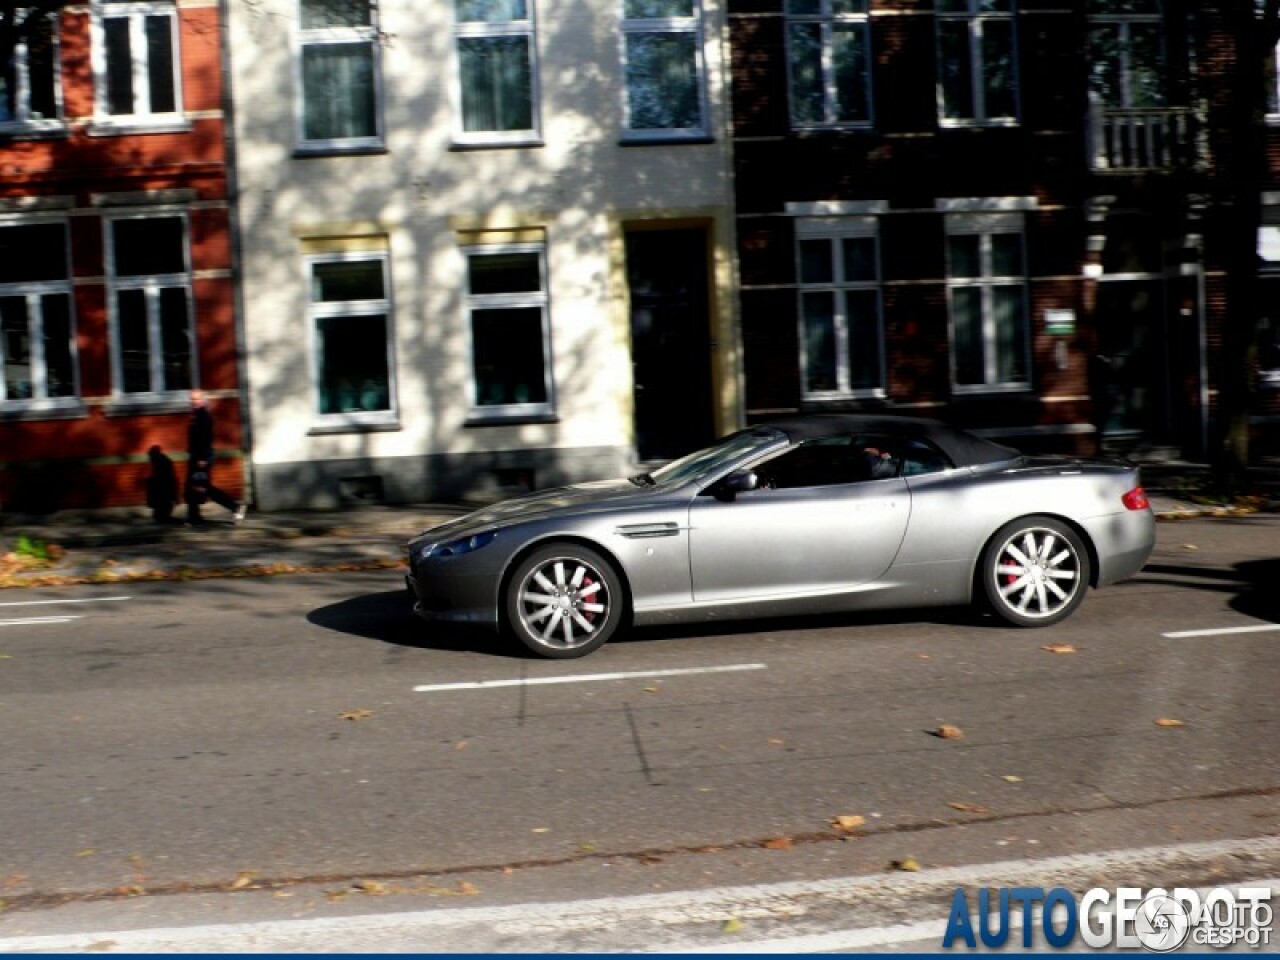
[1181,544,1199,551]
[1001,775,1023,783]
[643,686,660,693]
[354,879,391,895]
[832,814,867,833]
[892,858,921,872]
[339,709,373,722]
[1155,717,1185,727]
[722,918,744,934]
[762,837,794,850]
[1041,642,1076,654]
[76,849,97,858]
[454,740,470,750]
[934,724,964,740]
[228,872,258,890]
[456,881,480,896]
[948,801,989,814]
[532,827,551,833]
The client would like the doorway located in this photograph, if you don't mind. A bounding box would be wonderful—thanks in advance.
[624,227,716,462]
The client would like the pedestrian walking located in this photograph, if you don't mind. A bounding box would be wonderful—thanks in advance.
[145,444,179,523]
[185,389,246,526]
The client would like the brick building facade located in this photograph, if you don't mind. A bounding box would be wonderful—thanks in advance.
[0,0,242,512]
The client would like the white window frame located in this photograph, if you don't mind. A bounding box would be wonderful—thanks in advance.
[105,209,196,400]
[784,0,872,131]
[1086,0,1165,110]
[305,249,399,429]
[619,0,709,141]
[452,0,542,147]
[794,216,885,400]
[294,0,384,153]
[462,242,555,420]
[946,211,1031,393]
[90,0,186,132]
[1265,33,1280,121]
[935,0,1019,127]
[0,9,65,134]
[0,216,80,412]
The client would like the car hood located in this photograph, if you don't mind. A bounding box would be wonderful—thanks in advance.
[412,478,656,542]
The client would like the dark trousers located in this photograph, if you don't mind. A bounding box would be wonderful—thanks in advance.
[186,467,238,523]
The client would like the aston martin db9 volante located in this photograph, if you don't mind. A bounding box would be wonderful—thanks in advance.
[406,415,1156,659]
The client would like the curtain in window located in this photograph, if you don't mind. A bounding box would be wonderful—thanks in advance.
[303,42,377,140]
[626,33,699,129]
[952,287,984,385]
[459,36,533,132]
[802,291,838,392]
[993,286,1027,384]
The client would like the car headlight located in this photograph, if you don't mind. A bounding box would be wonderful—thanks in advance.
[418,530,498,561]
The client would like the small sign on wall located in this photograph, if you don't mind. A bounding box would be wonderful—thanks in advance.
[1044,309,1076,336]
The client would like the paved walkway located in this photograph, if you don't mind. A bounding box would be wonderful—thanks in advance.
[0,472,1275,588]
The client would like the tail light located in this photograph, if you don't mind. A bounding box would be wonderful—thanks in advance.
[1122,486,1150,511]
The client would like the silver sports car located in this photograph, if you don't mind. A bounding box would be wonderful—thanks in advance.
[406,415,1156,659]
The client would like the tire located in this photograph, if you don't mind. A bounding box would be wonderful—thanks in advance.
[505,544,625,659]
[980,516,1091,628]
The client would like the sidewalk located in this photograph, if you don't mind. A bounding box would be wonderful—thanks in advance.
[0,469,1276,589]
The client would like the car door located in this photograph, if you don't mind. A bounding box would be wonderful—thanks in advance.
[686,436,911,603]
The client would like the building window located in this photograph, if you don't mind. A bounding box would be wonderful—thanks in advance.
[0,220,77,407]
[0,10,62,131]
[785,0,871,129]
[307,252,396,423]
[946,213,1030,391]
[795,218,884,399]
[1086,0,1165,110]
[454,0,539,145]
[93,0,182,124]
[297,0,382,150]
[107,214,194,397]
[464,245,553,417]
[620,0,707,139]
[936,0,1018,125]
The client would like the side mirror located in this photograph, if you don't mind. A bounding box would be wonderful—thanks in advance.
[716,470,759,502]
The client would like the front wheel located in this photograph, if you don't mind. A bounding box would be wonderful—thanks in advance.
[980,516,1091,628]
[505,544,625,658]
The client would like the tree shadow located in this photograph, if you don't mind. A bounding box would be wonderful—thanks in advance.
[1131,557,1280,623]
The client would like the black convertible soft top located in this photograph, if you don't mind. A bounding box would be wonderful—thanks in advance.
[756,414,1022,469]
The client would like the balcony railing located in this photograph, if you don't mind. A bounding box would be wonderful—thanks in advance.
[1088,98,1197,173]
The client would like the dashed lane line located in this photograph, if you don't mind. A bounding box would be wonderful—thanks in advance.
[1163,624,1280,638]
[0,616,82,626]
[414,662,767,693]
[0,596,131,607]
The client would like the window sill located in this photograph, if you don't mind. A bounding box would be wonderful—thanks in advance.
[0,123,69,142]
[619,132,713,146]
[464,412,559,427]
[789,124,874,137]
[0,400,88,422]
[951,385,1035,399]
[450,136,544,151]
[88,118,194,137]
[294,142,388,158]
[308,417,402,436]
[102,395,193,416]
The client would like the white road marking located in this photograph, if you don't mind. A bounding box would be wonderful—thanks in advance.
[1163,623,1280,638]
[414,662,767,693]
[0,838,1275,954]
[0,596,130,607]
[0,616,81,626]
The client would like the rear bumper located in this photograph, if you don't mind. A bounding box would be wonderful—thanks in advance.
[1081,509,1156,587]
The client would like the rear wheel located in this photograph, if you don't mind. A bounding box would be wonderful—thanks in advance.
[505,544,625,658]
[981,516,1091,628]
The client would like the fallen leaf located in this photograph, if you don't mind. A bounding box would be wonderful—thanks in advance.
[115,884,146,897]
[76,849,97,857]
[1154,717,1186,727]
[354,879,391,895]
[578,843,597,853]
[762,837,794,850]
[832,814,867,833]
[1001,775,1023,783]
[1181,544,1199,551]
[948,801,989,814]
[339,709,373,722]
[722,918,745,934]
[891,858,921,872]
[228,871,258,890]
[934,724,964,740]
[532,827,551,834]
[642,686,660,693]
[768,737,785,746]
[1041,642,1077,654]
[453,740,469,750]
[324,889,349,902]
[456,881,480,896]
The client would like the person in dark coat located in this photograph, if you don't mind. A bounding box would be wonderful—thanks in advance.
[186,389,246,525]
[146,445,179,523]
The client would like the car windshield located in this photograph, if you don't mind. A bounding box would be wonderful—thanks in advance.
[645,428,783,487]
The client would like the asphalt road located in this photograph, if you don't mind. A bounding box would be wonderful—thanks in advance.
[0,515,1277,951]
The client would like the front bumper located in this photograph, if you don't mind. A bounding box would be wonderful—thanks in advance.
[404,568,501,629]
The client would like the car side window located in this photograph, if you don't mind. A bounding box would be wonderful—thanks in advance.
[754,434,900,489]
[900,439,952,476]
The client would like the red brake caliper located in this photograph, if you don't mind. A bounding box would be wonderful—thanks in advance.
[581,576,597,622]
